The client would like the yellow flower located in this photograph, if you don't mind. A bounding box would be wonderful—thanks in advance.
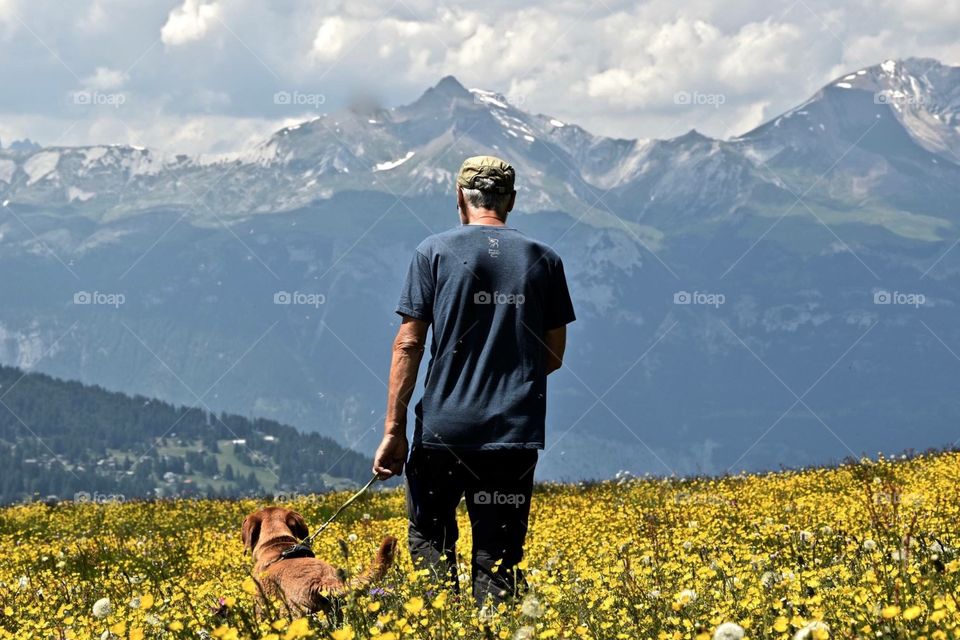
[242,577,258,595]
[284,618,311,639]
[403,597,424,615]
[902,606,922,621]
[331,626,355,640]
[881,605,901,619]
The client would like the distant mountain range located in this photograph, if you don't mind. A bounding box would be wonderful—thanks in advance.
[1,57,959,479]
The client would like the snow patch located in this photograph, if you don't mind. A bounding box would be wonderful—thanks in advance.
[835,82,853,89]
[881,59,897,75]
[67,186,96,202]
[523,134,535,142]
[24,151,60,185]
[0,159,15,184]
[549,118,565,127]
[373,151,414,172]
[82,146,108,167]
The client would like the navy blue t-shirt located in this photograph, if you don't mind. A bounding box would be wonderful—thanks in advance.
[396,224,575,450]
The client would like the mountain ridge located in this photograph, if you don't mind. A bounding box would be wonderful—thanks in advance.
[1,58,959,479]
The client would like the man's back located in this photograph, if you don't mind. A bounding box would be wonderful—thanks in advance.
[397,224,575,449]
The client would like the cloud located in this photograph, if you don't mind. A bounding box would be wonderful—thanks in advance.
[161,0,221,46]
[82,67,127,90]
[2,0,960,154]
[311,16,350,62]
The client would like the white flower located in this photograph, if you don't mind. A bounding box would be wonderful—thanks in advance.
[17,576,28,590]
[521,594,544,618]
[793,621,829,640]
[128,596,141,609]
[713,622,745,640]
[799,530,813,544]
[513,625,535,640]
[676,589,697,604]
[862,539,877,551]
[928,540,952,556]
[682,541,694,551]
[647,589,661,599]
[478,605,496,624]
[761,571,779,588]
[820,525,833,536]
[347,533,358,543]
[92,597,113,618]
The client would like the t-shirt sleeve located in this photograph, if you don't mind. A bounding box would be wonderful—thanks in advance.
[544,256,576,330]
[396,250,434,322]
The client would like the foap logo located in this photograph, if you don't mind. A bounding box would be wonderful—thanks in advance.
[474,291,525,307]
[274,291,326,308]
[273,490,304,502]
[73,491,125,504]
[674,91,726,108]
[472,91,527,108]
[273,90,326,108]
[474,491,526,507]
[874,90,926,107]
[873,290,925,308]
[73,291,125,308]
[72,90,126,108]
[673,290,725,308]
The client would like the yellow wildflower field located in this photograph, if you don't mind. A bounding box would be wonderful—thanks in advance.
[1,452,958,640]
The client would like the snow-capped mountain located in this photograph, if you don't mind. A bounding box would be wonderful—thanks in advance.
[2,59,960,479]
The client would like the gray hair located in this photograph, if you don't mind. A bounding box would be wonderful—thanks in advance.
[460,176,512,215]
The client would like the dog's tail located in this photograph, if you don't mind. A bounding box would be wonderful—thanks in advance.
[334,535,398,597]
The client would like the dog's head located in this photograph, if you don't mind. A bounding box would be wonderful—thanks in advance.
[241,507,310,554]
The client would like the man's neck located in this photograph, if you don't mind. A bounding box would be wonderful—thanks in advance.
[466,211,507,226]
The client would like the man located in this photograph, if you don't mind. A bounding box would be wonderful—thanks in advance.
[372,155,575,606]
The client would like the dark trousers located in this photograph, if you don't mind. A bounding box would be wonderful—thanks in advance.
[405,445,537,606]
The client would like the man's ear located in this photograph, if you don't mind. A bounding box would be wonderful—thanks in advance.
[241,514,261,553]
[505,190,516,214]
[286,511,309,540]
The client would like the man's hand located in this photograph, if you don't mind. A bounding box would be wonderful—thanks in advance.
[373,433,409,479]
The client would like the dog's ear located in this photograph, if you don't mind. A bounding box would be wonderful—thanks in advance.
[241,513,262,553]
[285,511,309,540]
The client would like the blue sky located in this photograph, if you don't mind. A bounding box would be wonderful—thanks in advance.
[1,0,958,154]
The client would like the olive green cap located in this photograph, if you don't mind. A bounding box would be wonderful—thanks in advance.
[456,155,515,194]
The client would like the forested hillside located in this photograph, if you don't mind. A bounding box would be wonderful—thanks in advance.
[0,365,371,504]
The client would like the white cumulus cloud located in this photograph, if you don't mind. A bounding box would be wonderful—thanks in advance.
[161,0,221,46]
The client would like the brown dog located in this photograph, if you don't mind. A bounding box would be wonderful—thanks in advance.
[241,506,397,615]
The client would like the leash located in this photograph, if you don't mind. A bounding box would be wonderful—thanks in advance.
[280,473,381,560]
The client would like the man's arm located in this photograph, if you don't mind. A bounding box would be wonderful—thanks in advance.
[373,316,429,478]
[544,325,566,375]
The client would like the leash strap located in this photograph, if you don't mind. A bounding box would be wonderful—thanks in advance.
[300,473,380,546]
